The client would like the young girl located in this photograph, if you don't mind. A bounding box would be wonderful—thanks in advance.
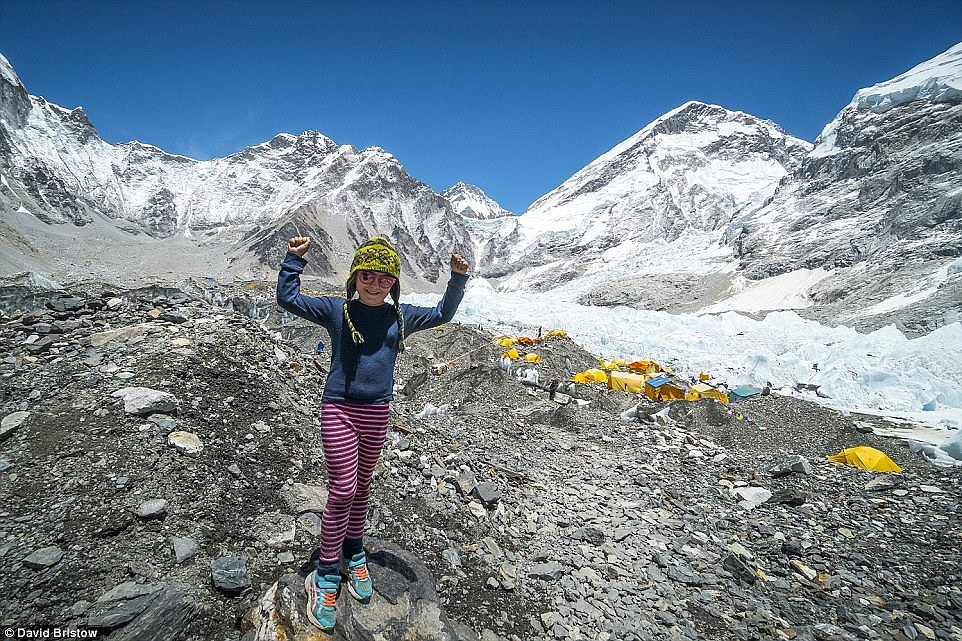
[276,235,469,631]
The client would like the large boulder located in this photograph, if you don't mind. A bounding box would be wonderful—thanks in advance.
[240,539,463,641]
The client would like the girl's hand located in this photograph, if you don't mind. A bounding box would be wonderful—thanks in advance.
[450,253,469,275]
[288,236,311,256]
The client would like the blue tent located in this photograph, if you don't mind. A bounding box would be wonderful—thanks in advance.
[647,374,670,388]
[731,386,761,401]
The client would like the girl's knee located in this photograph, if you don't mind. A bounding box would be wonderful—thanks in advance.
[328,480,358,502]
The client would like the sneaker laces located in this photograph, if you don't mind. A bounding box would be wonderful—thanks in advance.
[351,563,369,581]
[322,591,337,607]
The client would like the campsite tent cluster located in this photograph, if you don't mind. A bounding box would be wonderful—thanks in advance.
[574,358,728,404]
[498,331,729,404]
[498,330,905,475]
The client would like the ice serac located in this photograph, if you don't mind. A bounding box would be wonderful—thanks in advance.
[735,42,962,334]
[506,101,811,268]
[0,52,472,285]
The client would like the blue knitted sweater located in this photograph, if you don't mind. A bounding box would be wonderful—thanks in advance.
[276,251,468,403]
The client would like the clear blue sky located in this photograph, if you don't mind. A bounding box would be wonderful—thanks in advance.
[2,0,960,213]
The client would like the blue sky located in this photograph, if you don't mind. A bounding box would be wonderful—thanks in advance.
[2,0,960,213]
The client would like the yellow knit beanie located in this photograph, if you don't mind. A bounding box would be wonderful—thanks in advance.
[343,236,406,351]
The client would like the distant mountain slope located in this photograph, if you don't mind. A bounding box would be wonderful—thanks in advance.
[0,52,472,285]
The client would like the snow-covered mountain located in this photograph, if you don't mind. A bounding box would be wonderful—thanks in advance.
[731,42,962,334]
[1,42,959,335]
[0,52,472,286]
[463,44,961,336]
[477,101,811,283]
[442,181,514,220]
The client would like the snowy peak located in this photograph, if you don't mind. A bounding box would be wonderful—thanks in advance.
[852,41,962,114]
[0,52,22,89]
[510,101,811,263]
[443,181,514,219]
[0,52,31,128]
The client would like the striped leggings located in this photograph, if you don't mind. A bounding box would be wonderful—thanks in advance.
[317,401,390,565]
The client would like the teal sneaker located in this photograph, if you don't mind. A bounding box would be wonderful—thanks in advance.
[304,570,340,631]
[340,551,373,602]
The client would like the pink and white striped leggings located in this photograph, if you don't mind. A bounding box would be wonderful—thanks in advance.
[317,401,390,565]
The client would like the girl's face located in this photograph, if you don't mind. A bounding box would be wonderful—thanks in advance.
[355,270,396,306]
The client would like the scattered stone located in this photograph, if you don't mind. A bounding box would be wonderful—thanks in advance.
[171,537,199,564]
[770,454,813,477]
[0,411,30,441]
[111,386,179,415]
[252,512,296,547]
[22,545,64,569]
[211,556,251,595]
[529,562,566,581]
[768,487,808,506]
[279,482,328,514]
[167,430,203,456]
[135,498,168,520]
[731,486,773,510]
[568,526,606,545]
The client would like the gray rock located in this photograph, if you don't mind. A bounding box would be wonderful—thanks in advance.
[0,411,30,441]
[770,454,813,477]
[111,386,179,415]
[471,481,502,509]
[211,556,251,595]
[253,512,296,547]
[148,413,178,431]
[279,482,328,514]
[768,488,808,506]
[87,594,154,630]
[22,545,64,569]
[160,312,188,324]
[722,554,757,585]
[88,582,198,638]
[296,512,322,538]
[241,539,460,640]
[135,498,168,520]
[529,562,566,580]
[171,537,198,564]
[568,526,606,545]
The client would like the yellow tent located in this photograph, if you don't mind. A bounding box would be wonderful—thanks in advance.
[643,374,686,401]
[523,353,542,363]
[828,447,902,473]
[598,359,622,371]
[502,348,520,360]
[545,329,568,339]
[498,337,516,347]
[609,371,649,394]
[699,372,710,382]
[572,368,609,383]
[686,383,729,403]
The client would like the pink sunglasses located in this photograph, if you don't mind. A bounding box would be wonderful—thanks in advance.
[357,270,397,288]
